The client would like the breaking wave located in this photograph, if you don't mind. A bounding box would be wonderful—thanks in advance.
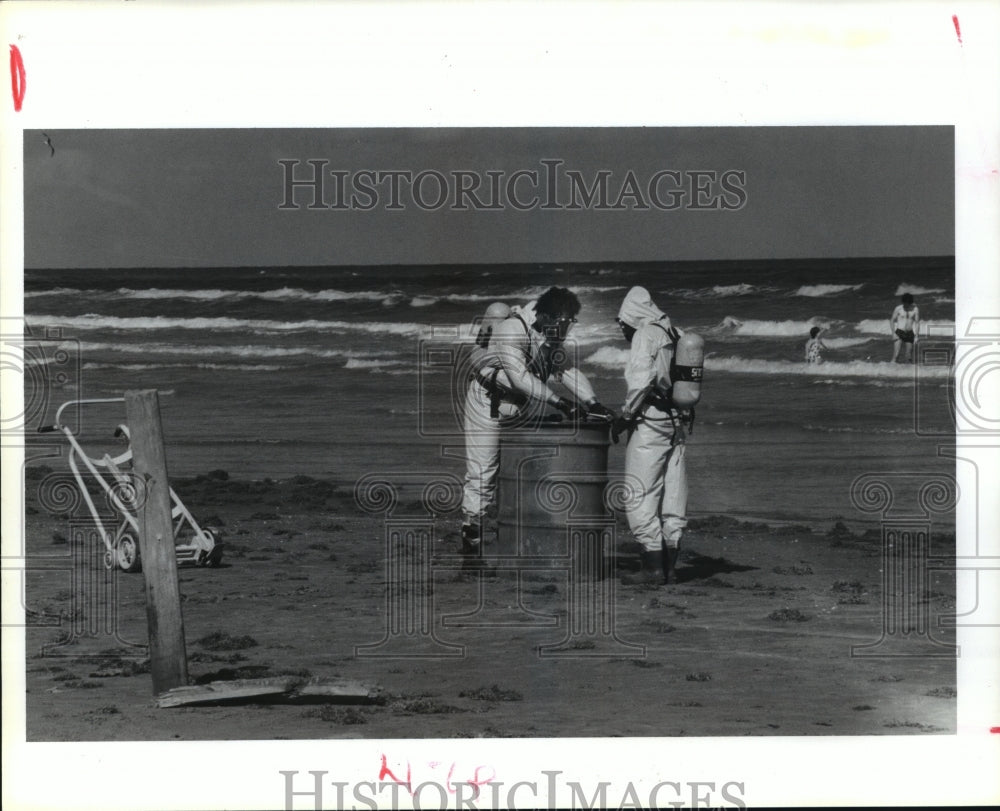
[793,284,864,297]
[82,362,282,372]
[28,314,429,336]
[343,358,408,369]
[710,316,835,337]
[705,356,951,379]
[855,318,955,336]
[583,349,951,379]
[27,286,401,304]
[71,341,395,360]
[895,283,947,296]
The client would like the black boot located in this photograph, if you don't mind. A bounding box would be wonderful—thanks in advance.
[662,544,680,584]
[621,550,664,586]
[461,523,482,556]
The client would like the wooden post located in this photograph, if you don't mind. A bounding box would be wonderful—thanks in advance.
[124,389,188,694]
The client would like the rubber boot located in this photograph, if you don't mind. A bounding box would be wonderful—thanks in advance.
[662,544,680,585]
[621,550,664,586]
[461,523,482,556]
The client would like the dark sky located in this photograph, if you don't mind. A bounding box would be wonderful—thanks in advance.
[24,127,954,269]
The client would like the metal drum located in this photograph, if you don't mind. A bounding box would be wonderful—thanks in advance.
[497,417,611,568]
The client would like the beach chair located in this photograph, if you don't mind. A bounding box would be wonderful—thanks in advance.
[39,398,223,572]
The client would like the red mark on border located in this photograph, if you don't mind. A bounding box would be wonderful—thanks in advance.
[378,754,412,793]
[9,44,26,111]
[952,15,963,45]
[991,726,1000,733]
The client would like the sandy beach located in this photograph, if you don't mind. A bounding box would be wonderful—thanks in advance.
[22,464,956,741]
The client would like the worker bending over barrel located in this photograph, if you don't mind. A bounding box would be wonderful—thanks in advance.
[611,286,703,585]
[461,287,614,556]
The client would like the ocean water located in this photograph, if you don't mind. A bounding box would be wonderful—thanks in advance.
[23,258,956,531]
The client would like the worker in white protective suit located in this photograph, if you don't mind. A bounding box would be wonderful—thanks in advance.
[611,286,693,585]
[474,301,512,348]
[461,287,615,556]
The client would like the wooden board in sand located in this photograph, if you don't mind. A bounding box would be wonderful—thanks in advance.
[156,677,379,708]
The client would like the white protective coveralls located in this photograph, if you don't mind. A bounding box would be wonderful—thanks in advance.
[462,301,597,526]
[618,286,688,552]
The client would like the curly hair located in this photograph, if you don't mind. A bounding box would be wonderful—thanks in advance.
[535,286,581,320]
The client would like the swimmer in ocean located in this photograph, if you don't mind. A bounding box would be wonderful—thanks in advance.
[805,326,827,364]
[889,292,920,363]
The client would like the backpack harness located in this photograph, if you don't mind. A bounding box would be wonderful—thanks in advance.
[632,321,695,442]
[472,312,534,419]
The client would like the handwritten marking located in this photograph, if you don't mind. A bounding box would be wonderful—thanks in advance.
[9,44,25,111]
[378,754,412,793]
[952,14,962,45]
[378,754,496,796]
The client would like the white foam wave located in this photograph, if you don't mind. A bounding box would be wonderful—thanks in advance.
[72,341,394,360]
[24,287,84,298]
[584,346,630,368]
[443,293,519,304]
[29,314,428,336]
[794,284,863,297]
[82,362,282,372]
[855,318,955,336]
[711,283,756,296]
[30,286,406,304]
[583,349,951,379]
[895,284,947,296]
[31,283,626,310]
[120,286,397,303]
[571,285,628,294]
[820,337,875,349]
[706,356,951,379]
[343,358,407,369]
[670,284,756,300]
[713,316,833,337]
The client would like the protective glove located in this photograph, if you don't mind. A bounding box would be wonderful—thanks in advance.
[610,414,632,444]
[553,396,578,420]
[585,401,616,422]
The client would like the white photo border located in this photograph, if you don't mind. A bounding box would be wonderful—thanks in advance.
[2,2,998,809]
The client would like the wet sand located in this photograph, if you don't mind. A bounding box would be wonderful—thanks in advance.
[22,468,956,741]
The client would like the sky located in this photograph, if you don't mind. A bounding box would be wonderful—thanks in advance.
[22,126,954,269]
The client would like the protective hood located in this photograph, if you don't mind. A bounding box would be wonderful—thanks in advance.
[512,301,537,329]
[617,286,665,328]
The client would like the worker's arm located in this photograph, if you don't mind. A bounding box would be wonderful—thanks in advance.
[490,319,562,406]
[889,305,900,334]
[621,326,662,419]
[559,366,598,405]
